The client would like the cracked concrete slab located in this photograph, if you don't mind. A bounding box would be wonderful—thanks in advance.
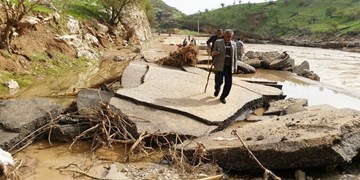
[121,63,148,88]
[181,105,360,170]
[110,98,217,137]
[117,64,283,125]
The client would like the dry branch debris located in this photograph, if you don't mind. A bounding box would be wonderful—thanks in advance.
[156,45,198,67]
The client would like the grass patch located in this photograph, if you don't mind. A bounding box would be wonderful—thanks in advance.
[0,50,12,59]
[0,71,34,93]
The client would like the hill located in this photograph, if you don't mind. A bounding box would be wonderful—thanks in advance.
[177,0,360,41]
[149,0,185,29]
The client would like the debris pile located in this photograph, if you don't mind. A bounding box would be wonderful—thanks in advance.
[156,45,198,67]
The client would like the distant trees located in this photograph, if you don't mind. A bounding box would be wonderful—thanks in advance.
[0,0,48,51]
[220,3,225,8]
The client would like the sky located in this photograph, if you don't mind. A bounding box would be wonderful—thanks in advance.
[162,0,270,15]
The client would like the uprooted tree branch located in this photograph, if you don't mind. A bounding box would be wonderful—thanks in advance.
[0,0,50,51]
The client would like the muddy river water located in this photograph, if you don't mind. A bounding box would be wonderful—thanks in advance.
[241,43,360,110]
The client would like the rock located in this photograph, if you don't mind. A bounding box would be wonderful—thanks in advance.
[50,124,87,142]
[76,89,113,113]
[6,80,19,89]
[52,12,61,21]
[54,35,99,60]
[261,51,282,68]
[121,3,152,43]
[67,18,80,34]
[295,170,306,180]
[97,23,109,34]
[18,16,41,29]
[281,104,307,115]
[264,98,308,115]
[104,164,130,179]
[182,105,360,171]
[113,55,128,62]
[243,57,261,68]
[237,61,256,74]
[84,33,99,46]
[301,69,320,81]
[293,61,310,75]
[269,57,295,70]
[245,51,255,59]
[256,135,264,141]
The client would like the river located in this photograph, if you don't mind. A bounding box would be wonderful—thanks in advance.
[239,43,360,110]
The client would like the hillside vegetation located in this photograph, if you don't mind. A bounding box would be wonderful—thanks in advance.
[149,0,184,29]
[177,0,360,40]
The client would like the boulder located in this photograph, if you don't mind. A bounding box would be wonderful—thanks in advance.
[243,57,261,68]
[97,23,109,34]
[301,69,320,81]
[261,51,282,68]
[18,16,41,29]
[237,61,256,74]
[294,61,310,75]
[245,51,255,59]
[67,18,80,34]
[84,33,99,46]
[269,57,294,70]
[76,89,113,113]
[49,124,86,142]
[182,105,360,171]
[264,98,308,115]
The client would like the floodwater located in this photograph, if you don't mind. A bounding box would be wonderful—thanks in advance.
[246,43,360,93]
[238,43,360,111]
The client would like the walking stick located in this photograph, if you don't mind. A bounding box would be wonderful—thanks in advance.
[207,54,210,70]
[204,63,214,93]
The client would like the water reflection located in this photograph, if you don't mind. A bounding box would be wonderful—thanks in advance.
[281,81,360,111]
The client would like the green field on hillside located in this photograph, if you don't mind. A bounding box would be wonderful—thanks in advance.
[178,0,360,39]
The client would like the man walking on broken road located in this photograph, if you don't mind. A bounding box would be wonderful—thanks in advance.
[211,29,238,104]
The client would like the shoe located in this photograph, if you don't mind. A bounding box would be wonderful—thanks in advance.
[220,98,226,104]
[214,91,219,97]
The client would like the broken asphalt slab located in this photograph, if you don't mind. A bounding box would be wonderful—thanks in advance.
[181,105,360,170]
[0,98,64,150]
[115,62,283,126]
[76,88,217,138]
[110,98,217,137]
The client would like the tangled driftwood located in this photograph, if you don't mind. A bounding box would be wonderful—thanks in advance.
[157,45,198,67]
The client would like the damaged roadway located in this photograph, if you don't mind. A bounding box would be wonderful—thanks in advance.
[2,61,360,172]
